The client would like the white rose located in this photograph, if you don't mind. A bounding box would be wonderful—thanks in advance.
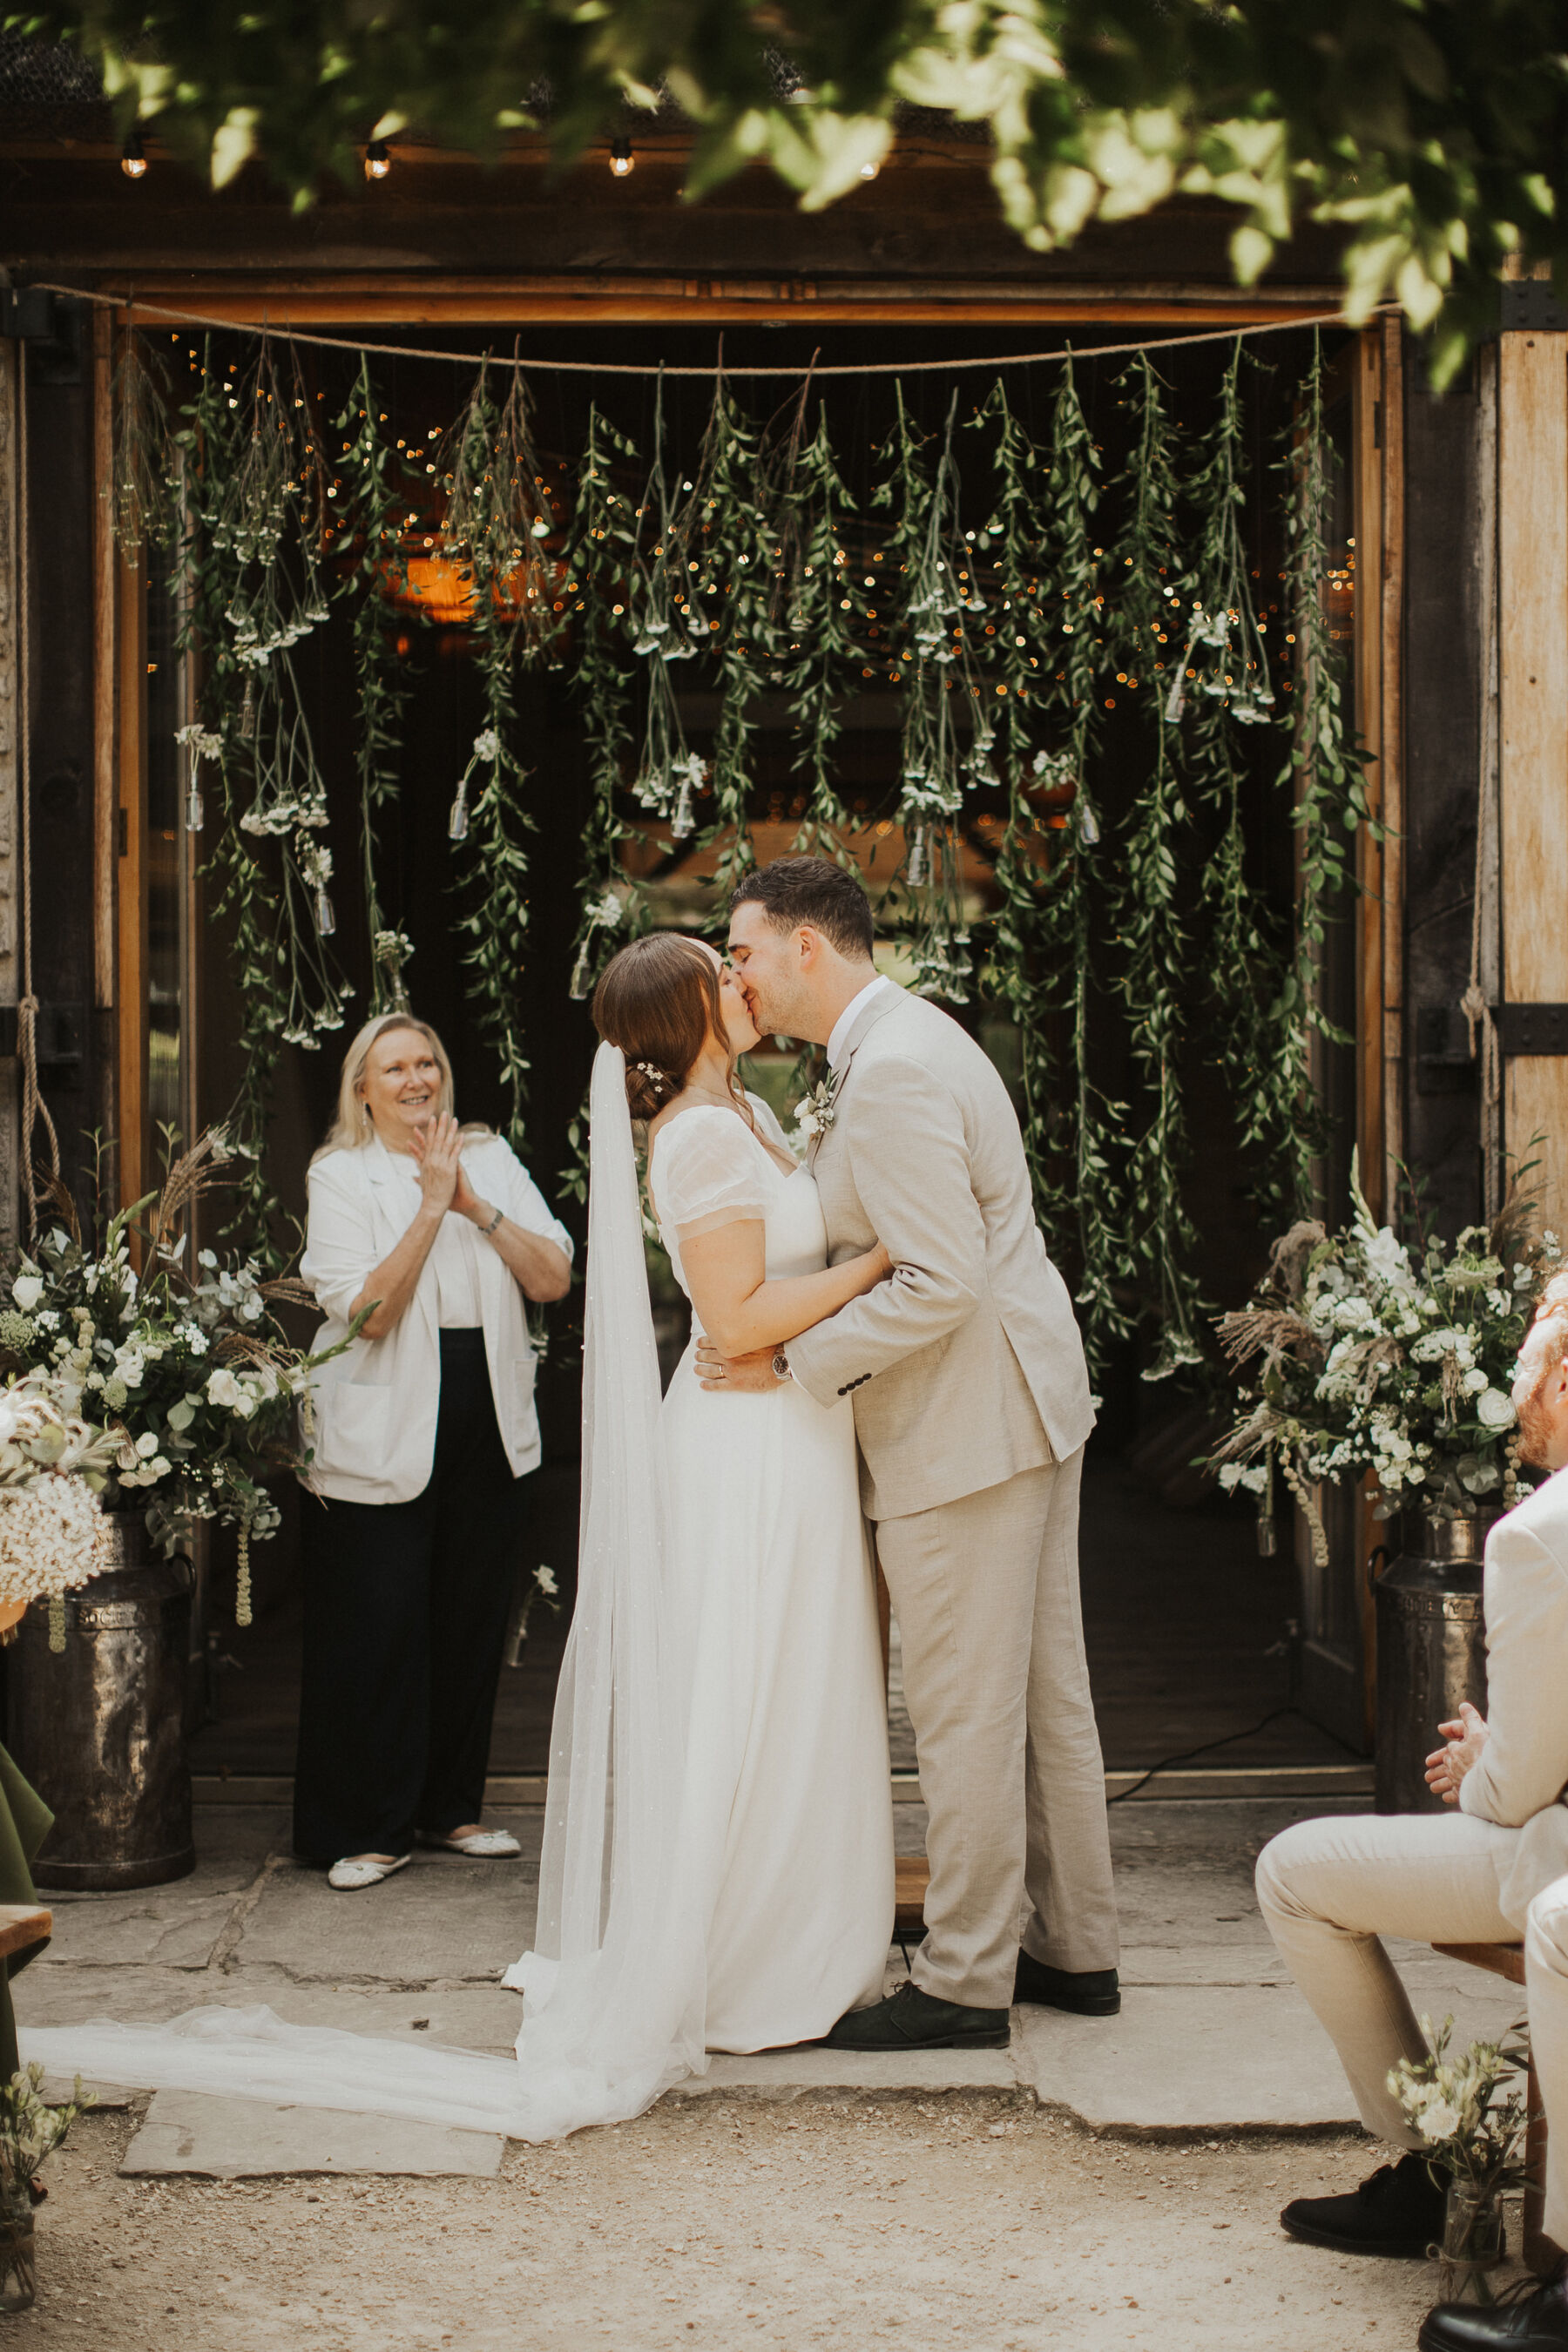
[206,1369,245,1411]
[10,1277,43,1313]
[1477,1389,1517,1429]
[134,1430,159,1458]
[1461,1368,1489,1395]
[1418,2099,1461,2144]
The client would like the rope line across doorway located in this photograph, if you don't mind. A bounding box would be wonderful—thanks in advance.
[29,281,1367,377]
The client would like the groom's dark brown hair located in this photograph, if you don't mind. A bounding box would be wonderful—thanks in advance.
[730,856,875,961]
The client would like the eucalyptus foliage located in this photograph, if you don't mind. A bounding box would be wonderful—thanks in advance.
[115,328,1369,1374]
[10,1,1568,375]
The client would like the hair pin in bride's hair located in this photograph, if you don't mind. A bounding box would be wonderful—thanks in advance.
[635,1061,667,1093]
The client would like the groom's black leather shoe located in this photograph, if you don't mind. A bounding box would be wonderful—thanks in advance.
[1013,1950,1121,2016]
[821,1982,1010,2051]
[1280,2153,1446,2257]
[1419,2262,1568,2349]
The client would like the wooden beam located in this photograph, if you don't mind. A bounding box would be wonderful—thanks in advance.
[1498,329,1568,1218]
[114,531,147,1213]
[1378,314,1406,1204]
[1354,328,1389,1220]
[91,308,117,1020]
[105,276,1347,332]
[0,340,17,1247]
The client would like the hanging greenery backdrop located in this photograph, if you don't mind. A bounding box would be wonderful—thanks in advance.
[116,326,1372,1376]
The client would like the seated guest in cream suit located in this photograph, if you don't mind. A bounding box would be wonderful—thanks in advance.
[1255,1273,1568,2346]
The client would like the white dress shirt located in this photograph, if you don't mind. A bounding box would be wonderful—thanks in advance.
[827,973,893,1071]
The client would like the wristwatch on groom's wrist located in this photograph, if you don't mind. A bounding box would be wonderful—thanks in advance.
[771,1348,793,1384]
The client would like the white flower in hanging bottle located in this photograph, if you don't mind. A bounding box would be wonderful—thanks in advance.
[449,727,500,842]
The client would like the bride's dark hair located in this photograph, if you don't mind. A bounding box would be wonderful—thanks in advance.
[592,934,752,1125]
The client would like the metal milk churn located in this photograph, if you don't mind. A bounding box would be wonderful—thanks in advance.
[1374,1509,1497,1815]
[8,1513,196,1889]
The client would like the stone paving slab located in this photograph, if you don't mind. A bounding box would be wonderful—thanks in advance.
[674,2044,1019,2100]
[17,1795,1535,2171]
[40,1890,240,1972]
[120,2090,504,2178]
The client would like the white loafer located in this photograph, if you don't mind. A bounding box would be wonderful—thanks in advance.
[327,1852,411,1891]
[417,1828,521,1859]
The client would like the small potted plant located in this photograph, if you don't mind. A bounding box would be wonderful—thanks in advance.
[0,2066,93,2313]
[1388,2016,1531,2302]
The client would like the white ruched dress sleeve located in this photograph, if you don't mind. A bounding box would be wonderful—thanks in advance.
[651,1108,768,1242]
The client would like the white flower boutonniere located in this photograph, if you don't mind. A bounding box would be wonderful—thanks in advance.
[793,1077,840,1146]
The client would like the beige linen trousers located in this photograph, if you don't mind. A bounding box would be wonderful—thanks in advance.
[787,986,1119,2007]
[1256,1464,1568,2243]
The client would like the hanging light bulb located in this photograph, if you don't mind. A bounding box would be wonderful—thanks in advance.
[859,157,881,181]
[121,129,147,180]
[365,140,391,182]
[609,139,635,178]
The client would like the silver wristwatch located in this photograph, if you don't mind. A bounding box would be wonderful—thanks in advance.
[771,1348,792,1384]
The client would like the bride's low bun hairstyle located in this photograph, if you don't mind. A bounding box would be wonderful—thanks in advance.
[593,934,744,1123]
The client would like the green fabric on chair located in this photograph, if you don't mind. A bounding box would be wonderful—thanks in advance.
[0,1745,51,2082]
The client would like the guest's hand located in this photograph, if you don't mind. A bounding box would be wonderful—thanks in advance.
[1424,1701,1490,1804]
[695,1337,783,1393]
[409,1112,463,1217]
[449,1157,485,1223]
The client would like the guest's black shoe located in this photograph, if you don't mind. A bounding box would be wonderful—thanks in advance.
[1280,2153,1446,2257]
[1419,2262,1568,2349]
[821,1981,1010,2051]
[1013,1950,1121,2016]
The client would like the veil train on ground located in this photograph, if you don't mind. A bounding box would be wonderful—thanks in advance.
[24,1043,711,2142]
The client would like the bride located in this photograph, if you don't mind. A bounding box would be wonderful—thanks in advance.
[25,935,896,2139]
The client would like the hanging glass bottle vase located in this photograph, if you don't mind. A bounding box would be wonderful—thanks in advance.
[314,889,336,937]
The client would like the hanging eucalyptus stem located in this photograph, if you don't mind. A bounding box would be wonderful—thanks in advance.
[1104,354,1207,1376]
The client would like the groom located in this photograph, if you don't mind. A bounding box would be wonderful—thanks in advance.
[703,855,1119,2050]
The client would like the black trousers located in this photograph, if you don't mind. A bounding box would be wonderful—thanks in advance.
[293,1329,528,1862]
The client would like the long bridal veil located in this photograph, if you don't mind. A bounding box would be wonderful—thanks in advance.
[24,1043,709,2140]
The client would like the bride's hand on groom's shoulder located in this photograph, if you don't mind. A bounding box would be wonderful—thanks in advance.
[695,1337,781,1393]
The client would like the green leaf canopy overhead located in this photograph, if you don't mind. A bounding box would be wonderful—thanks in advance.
[10,1,1568,371]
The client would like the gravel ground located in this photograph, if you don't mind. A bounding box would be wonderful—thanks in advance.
[2,2092,1511,2351]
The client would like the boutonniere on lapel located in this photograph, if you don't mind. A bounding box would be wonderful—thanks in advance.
[793,1074,841,1148]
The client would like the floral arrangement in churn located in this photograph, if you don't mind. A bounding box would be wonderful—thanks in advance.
[0,1138,353,1626]
[1209,1164,1559,1559]
[0,1380,118,1652]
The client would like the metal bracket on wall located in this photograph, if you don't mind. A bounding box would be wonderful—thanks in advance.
[0,1003,84,1068]
[1499,280,1568,335]
[1497,1004,1568,1057]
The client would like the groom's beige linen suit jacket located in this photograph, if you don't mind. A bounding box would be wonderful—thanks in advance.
[785,985,1096,1519]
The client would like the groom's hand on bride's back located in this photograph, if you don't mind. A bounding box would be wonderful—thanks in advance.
[695,1338,780,1392]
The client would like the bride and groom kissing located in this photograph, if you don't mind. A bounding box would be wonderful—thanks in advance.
[574,851,1121,2073]
[25,851,1120,2143]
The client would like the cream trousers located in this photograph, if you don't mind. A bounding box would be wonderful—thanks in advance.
[1256,1812,1568,2243]
[874,1449,1119,2008]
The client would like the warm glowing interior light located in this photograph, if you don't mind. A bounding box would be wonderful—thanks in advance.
[365,140,391,181]
[121,131,147,180]
[859,158,881,180]
[609,139,634,177]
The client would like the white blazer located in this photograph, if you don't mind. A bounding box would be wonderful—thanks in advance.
[299,1132,575,1506]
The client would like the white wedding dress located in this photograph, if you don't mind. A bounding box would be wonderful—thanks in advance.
[24,1047,892,2138]
[637,1092,893,2051]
